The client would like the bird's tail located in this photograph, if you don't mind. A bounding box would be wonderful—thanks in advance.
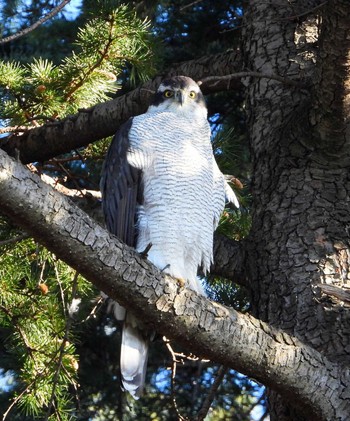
[120,313,149,399]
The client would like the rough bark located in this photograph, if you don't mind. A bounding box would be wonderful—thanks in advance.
[242,0,350,419]
[310,1,350,156]
[0,50,242,164]
[211,233,247,285]
[1,148,350,420]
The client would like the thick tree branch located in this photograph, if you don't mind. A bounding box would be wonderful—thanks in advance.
[199,72,303,88]
[1,150,350,420]
[0,50,242,164]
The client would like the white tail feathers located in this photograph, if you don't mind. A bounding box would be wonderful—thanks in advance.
[120,314,149,399]
[101,293,126,320]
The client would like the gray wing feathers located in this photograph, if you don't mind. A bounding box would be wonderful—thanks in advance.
[100,118,141,247]
[100,119,148,398]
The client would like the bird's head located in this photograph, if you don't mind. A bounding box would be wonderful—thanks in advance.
[149,76,207,118]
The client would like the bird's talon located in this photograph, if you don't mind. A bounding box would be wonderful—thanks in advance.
[161,264,170,272]
[140,242,152,259]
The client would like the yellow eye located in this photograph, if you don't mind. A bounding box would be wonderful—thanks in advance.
[164,90,174,98]
[189,91,196,99]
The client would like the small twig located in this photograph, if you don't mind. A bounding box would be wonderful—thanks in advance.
[317,284,350,304]
[46,155,82,164]
[0,0,72,45]
[0,304,38,362]
[41,172,101,199]
[0,126,30,134]
[52,159,82,192]
[73,149,86,163]
[32,169,101,199]
[180,0,204,11]
[163,337,190,421]
[39,258,46,283]
[191,361,203,414]
[282,1,328,21]
[197,365,228,421]
[199,72,303,88]
[64,17,116,101]
[81,296,104,323]
[224,174,244,190]
[44,271,79,420]
[54,261,67,318]
[2,377,37,420]
[0,233,30,247]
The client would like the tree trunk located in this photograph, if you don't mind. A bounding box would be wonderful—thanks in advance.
[242,1,350,419]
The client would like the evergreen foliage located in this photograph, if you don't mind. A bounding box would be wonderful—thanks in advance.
[0,229,96,419]
[0,3,155,126]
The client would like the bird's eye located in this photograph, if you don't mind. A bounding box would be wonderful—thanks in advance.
[189,91,196,99]
[164,90,174,98]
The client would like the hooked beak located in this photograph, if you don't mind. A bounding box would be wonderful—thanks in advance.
[175,90,186,105]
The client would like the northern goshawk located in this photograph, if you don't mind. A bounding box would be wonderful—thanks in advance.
[100,75,239,399]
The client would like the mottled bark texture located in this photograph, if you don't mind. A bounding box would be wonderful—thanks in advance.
[211,233,246,285]
[1,149,350,420]
[0,50,241,164]
[242,0,350,419]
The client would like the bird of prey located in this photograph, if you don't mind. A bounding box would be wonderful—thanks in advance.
[100,75,239,399]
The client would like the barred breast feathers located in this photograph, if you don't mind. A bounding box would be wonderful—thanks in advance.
[125,108,235,296]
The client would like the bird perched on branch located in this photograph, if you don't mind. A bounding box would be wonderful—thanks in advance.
[100,75,239,399]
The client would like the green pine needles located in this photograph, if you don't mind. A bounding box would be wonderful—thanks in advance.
[0,235,96,420]
[0,4,155,126]
[0,4,155,419]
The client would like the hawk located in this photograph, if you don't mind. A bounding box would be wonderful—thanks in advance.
[100,75,239,399]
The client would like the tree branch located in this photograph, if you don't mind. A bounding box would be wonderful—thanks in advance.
[0,0,72,45]
[199,72,304,88]
[0,126,29,135]
[197,365,228,421]
[0,233,30,247]
[0,149,350,419]
[318,284,350,305]
[0,50,242,164]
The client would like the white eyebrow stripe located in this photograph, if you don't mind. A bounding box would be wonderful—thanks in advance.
[158,85,173,92]
[157,85,201,93]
